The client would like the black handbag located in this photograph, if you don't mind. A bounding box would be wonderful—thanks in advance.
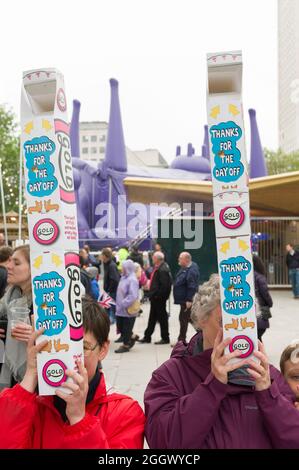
[260,306,272,321]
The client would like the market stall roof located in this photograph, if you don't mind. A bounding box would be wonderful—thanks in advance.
[123,171,299,216]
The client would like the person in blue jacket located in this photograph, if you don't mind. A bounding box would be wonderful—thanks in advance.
[173,252,200,343]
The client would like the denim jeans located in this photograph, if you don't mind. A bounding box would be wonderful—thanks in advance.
[108,304,116,324]
[289,269,299,297]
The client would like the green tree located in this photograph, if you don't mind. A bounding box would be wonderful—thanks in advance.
[264,148,299,175]
[0,105,22,213]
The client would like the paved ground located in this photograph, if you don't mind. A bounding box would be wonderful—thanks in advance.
[103,290,299,409]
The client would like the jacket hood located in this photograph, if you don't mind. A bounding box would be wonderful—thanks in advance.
[122,259,135,275]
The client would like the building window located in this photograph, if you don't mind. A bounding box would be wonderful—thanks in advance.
[99,147,105,154]
[91,147,97,154]
[82,135,89,142]
[82,147,88,154]
[91,135,97,142]
[100,135,106,142]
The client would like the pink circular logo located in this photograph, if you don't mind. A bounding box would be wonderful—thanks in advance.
[33,219,59,245]
[219,206,245,229]
[229,335,254,358]
[57,88,67,112]
[42,359,67,387]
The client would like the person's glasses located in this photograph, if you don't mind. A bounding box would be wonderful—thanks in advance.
[83,342,99,357]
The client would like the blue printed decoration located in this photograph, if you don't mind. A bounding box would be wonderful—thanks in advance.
[210,121,244,182]
[24,136,58,197]
[220,256,253,315]
[33,271,67,336]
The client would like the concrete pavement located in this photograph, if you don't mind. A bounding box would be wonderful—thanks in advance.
[103,290,299,409]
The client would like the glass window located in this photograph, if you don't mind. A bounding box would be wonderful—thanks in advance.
[99,147,105,153]
[82,147,88,154]
[91,135,97,142]
[100,134,106,142]
[91,147,97,154]
[82,135,89,142]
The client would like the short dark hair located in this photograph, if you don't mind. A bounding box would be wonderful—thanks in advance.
[280,343,299,375]
[102,247,112,259]
[82,297,110,346]
[0,246,13,263]
[252,254,266,276]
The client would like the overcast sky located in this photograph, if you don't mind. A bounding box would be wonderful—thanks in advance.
[0,0,278,163]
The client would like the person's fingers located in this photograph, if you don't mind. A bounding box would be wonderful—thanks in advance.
[11,328,32,337]
[221,348,245,364]
[253,350,268,368]
[55,389,71,402]
[12,323,32,330]
[247,360,266,376]
[257,341,269,365]
[35,339,49,353]
[214,337,231,360]
[60,381,80,393]
[65,369,84,386]
[226,359,249,373]
[0,328,5,334]
[0,334,5,339]
[246,367,263,380]
[258,340,266,354]
[294,402,299,409]
[28,328,45,348]
[14,335,31,342]
[76,359,88,380]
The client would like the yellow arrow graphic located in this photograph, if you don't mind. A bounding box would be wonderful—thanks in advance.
[42,119,52,131]
[33,256,43,269]
[24,121,34,134]
[220,241,230,254]
[52,254,62,267]
[229,104,240,116]
[210,105,220,119]
[238,239,249,251]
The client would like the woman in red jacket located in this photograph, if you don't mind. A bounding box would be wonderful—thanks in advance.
[0,298,145,448]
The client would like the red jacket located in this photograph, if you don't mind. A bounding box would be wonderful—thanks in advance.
[0,374,145,449]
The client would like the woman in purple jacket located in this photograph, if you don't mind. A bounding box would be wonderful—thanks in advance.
[144,274,299,449]
[115,260,139,354]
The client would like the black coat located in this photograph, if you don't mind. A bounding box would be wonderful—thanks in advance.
[0,266,7,299]
[103,260,120,300]
[148,262,172,302]
[286,251,299,269]
[254,271,273,331]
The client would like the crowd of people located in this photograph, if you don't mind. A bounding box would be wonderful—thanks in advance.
[0,236,298,448]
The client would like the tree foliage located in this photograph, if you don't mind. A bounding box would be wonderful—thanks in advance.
[264,148,299,175]
[0,105,22,213]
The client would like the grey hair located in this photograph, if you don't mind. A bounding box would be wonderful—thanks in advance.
[191,274,221,327]
[180,251,192,261]
[153,251,164,261]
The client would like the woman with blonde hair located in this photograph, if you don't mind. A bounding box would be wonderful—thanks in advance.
[0,245,33,388]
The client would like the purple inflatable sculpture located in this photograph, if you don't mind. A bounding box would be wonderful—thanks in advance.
[70,80,267,248]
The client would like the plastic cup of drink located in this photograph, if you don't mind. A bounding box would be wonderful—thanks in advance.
[10,307,30,338]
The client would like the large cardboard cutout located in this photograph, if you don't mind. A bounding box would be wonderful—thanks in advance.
[207,52,258,362]
[21,69,83,395]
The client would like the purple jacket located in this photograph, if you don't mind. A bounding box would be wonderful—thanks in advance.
[115,260,139,318]
[144,332,299,449]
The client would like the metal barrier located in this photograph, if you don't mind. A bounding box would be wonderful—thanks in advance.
[251,217,299,287]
